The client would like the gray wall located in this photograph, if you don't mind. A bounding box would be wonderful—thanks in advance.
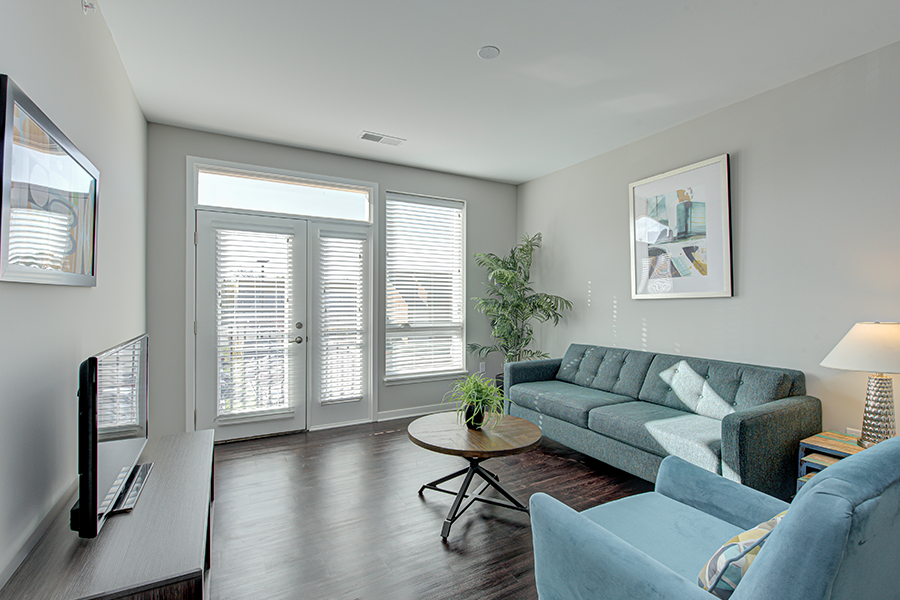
[518,41,900,434]
[0,3,147,584]
[147,124,517,435]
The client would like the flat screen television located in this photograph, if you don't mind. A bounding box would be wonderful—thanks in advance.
[70,334,150,538]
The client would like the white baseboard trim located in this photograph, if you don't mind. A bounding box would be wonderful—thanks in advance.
[376,404,454,422]
[304,405,454,432]
[307,417,374,432]
[0,480,78,590]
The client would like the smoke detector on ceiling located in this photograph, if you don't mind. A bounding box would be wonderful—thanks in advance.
[478,46,500,60]
[359,131,406,147]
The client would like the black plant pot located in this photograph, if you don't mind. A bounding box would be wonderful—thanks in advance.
[464,404,484,430]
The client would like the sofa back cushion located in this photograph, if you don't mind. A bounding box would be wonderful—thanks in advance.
[657,360,735,420]
[557,344,807,418]
[557,344,654,398]
[638,353,800,413]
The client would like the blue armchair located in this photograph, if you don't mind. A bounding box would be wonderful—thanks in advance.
[531,436,900,600]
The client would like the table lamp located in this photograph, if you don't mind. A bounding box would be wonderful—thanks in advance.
[820,322,900,448]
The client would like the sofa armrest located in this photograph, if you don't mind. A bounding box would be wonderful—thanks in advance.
[503,358,561,412]
[504,358,561,390]
[655,455,789,530]
[530,493,712,600]
[721,395,822,502]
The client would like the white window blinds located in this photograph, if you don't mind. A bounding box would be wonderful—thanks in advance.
[215,229,293,415]
[7,208,70,271]
[317,232,366,403]
[385,193,465,379]
[97,343,142,430]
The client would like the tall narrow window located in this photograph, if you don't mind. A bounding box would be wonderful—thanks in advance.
[317,231,366,403]
[385,193,465,380]
[215,229,294,416]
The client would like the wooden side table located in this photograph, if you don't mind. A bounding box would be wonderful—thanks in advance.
[797,431,864,492]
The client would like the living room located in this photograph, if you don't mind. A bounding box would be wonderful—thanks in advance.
[2,1,899,598]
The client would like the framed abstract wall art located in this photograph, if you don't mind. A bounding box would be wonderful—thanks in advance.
[629,154,731,299]
[1,74,99,286]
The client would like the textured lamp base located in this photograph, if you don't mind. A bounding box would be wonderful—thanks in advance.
[859,374,896,448]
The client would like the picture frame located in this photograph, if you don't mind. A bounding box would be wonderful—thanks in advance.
[1,75,99,286]
[629,154,731,299]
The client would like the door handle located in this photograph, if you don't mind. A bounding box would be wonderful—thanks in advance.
[293,336,304,344]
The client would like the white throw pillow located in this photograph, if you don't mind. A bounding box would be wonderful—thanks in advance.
[659,360,735,420]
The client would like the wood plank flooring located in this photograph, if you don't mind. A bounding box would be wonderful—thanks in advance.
[210,417,653,600]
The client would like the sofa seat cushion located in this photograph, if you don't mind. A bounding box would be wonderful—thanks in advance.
[507,380,632,428]
[588,402,723,474]
[581,491,745,582]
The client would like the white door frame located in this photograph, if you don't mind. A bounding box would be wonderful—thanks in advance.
[185,156,378,434]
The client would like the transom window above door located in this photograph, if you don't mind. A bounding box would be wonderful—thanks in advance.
[192,158,373,223]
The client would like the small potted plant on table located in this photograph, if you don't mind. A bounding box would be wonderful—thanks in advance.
[443,373,505,430]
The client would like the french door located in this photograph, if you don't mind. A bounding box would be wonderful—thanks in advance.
[195,210,373,440]
[307,222,372,429]
[195,211,308,441]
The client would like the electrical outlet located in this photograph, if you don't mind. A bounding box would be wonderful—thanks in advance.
[846,427,861,437]
[479,361,486,373]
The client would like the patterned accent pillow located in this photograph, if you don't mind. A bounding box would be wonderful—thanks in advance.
[697,510,788,598]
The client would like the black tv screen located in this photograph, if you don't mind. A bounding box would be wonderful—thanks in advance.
[71,334,149,538]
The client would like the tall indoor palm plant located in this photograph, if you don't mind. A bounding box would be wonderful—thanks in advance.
[468,233,573,363]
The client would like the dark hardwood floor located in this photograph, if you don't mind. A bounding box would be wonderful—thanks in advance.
[210,417,653,600]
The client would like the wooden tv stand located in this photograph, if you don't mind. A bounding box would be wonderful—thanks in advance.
[0,430,214,600]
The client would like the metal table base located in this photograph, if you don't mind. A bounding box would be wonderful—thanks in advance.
[418,457,529,539]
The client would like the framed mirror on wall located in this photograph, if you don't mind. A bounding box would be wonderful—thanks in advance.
[1,74,99,287]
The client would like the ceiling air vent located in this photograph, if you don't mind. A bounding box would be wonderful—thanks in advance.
[359,131,406,146]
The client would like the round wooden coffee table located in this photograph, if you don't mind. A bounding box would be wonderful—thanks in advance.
[408,412,542,539]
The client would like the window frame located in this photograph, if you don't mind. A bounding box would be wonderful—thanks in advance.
[383,191,466,385]
[189,157,375,224]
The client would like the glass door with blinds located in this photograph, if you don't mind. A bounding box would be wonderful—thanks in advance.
[195,211,308,441]
[307,222,371,429]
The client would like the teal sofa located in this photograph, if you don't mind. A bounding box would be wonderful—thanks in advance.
[504,344,822,501]
[530,436,900,600]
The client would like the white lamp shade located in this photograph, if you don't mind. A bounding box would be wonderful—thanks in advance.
[820,322,900,374]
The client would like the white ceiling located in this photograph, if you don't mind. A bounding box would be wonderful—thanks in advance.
[98,0,900,185]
